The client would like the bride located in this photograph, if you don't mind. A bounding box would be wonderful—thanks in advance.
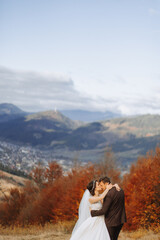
[70,180,120,240]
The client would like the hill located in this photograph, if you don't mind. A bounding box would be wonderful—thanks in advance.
[25,110,81,129]
[0,110,81,147]
[102,114,160,138]
[0,103,160,167]
[0,103,25,115]
[0,103,27,123]
[62,115,160,166]
[0,170,27,200]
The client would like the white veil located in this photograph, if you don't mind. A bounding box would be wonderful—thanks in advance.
[72,189,91,235]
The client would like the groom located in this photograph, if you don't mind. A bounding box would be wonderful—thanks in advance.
[91,176,126,240]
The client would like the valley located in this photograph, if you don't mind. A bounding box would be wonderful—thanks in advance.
[0,103,160,172]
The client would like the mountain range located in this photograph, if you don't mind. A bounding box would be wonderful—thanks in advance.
[0,103,160,168]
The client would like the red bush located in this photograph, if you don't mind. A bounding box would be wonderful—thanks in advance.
[123,147,160,230]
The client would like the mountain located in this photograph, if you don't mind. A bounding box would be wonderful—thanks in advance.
[102,114,160,138]
[0,110,81,147]
[0,103,160,167]
[25,110,81,129]
[61,109,121,122]
[0,103,27,122]
[0,103,25,115]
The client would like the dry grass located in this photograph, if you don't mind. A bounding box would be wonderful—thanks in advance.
[119,230,160,240]
[0,170,26,185]
[0,170,27,199]
[0,223,160,240]
[0,222,74,240]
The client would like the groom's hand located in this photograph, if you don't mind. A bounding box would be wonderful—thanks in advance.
[114,183,121,191]
[106,184,113,191]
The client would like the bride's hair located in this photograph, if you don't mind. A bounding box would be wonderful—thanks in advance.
[87,180,97,196]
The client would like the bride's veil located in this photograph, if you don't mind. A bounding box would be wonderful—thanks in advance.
[72,189,91,234]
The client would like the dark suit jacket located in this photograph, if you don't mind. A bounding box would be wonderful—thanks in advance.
[91,187,127,227]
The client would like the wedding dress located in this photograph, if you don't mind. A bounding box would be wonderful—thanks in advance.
[70,196,110,240]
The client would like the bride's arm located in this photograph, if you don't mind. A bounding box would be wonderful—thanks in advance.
[89,185,112,204]
[89,183,121,204]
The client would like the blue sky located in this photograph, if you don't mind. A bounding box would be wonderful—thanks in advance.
[0,0,160,115]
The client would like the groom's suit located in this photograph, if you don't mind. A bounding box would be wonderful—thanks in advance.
[91,187,126,240]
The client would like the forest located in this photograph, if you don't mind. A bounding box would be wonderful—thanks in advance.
[0,147,159,232]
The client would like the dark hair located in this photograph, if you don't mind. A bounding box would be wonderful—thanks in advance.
[99,176,111,184]
[87,180,97,196]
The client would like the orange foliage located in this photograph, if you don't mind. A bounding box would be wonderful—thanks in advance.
[0,188,26,226]
[44,161,63,184]
[0,162,104,226]
[123,147,160,230]
[3,145,159,231]
[28,164,100,224]
[30,163,46,188]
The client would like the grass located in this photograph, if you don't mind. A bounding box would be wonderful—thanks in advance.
[0,170,27,199]
[0,221,75,240]
[120,229,160,240]
[0,222,160,240]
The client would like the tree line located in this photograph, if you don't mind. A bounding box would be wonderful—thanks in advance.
[0,148,159,231]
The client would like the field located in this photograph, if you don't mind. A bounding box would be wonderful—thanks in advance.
[0,223,159,240]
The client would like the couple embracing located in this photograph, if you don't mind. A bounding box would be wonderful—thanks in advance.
[70,176,126,240]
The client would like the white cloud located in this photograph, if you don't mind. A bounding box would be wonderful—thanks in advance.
[117,95,160,115]
[0,66,160,116]
[0,66,90,111]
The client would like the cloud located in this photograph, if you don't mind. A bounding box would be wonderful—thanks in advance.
[117,95,160,115]
[149,8,160,16]
[0,66,94,112]
[0,66,160,116]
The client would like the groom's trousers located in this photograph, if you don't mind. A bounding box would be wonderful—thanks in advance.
[107,224,123,240]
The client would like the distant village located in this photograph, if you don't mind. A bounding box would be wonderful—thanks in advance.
[0,140,72,174]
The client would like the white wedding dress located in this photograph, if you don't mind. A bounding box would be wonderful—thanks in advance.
[70,200,110,240]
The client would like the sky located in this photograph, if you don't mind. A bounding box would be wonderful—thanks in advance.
[0,0,160,115]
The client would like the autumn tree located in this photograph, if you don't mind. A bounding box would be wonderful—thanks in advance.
[30,164,99,224]
[30,163,46,188]
[0,188,26,226]
[123,147,160,230]
[96,147,121,184]
[44,161,63,184]
[0,158,122,226]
